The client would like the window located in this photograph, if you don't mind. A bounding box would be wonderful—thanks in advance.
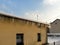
[37,33,41,42]
[16,33,24,45]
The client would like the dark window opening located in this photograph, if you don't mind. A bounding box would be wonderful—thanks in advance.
[16,33,24,45]
[37,33,41,42]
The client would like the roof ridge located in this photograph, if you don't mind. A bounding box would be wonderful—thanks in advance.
[0,12,48,25]
[51,19,60,24]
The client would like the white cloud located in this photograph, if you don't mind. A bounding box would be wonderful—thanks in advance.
[24,0,60,23]
[24,11,48,23]
[24,11,38,21]
[41,0,60,23]
[45,7,60,23]
[43,0,60,5]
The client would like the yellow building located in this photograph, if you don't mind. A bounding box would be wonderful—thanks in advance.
[0,13,48,45]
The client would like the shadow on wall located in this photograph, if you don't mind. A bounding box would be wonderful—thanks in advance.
[47,27,50,33]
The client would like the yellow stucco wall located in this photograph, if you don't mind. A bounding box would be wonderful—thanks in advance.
[0,17,47,45]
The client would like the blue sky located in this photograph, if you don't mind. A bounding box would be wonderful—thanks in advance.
[0,0,43,15]
[0,0,60,23]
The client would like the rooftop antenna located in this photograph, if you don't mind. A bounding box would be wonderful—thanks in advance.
[37,14,38,21]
